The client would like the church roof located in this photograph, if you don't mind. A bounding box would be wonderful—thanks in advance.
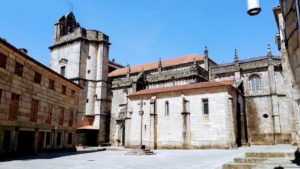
[108,54,205,77]
[128,80,235,97]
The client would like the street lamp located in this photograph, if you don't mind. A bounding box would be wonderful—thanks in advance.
[247,0,261,16]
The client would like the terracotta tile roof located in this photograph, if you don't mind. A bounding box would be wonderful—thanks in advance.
[128,80,235,97]
[108,54,204,77]
[77,115,99,130]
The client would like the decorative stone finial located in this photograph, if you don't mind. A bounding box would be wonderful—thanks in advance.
[127,63,131,78]
[267,44,272,56]
[234,49,239,62]
[158,58,162,68]
[204,46,208,57]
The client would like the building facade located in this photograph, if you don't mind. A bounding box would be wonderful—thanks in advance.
[126,81,243,149]
[274,0,300,146]
[109,47,294,149]
[0,38,81,154]
[211,51,293,145]
[49,12,118,145]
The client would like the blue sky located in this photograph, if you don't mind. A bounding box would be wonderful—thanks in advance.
[0,0,280,66]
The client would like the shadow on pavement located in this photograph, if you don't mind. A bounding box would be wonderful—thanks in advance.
[0,149,105,162]
[291,148,300,166]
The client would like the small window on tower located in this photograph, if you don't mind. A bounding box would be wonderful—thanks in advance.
[60,66,66,76]
[87,70,91,74]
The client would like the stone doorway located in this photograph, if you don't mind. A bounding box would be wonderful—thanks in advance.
[3,130,11,151]
[17,130,35,154]
[37,132,45,152]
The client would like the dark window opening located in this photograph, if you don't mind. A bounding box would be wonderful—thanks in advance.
[56,132,61,145]
[67,133,72,145]
[203,99,209,115]
[14,62,23,76]
[45,132,51,146]
[165,101,169,116]
[0,52,7,69]
[60,66,66,76]
[61,85,66,95]
[49,79,55,90]
[34,72,42,84]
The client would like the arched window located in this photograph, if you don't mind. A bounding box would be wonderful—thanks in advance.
[165,101,169,116]
[249,74,261,92]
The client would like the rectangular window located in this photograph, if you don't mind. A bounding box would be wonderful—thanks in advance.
[165,101,169,116]
[30,99,39,122]
[56,132,61,145]
[60,66,66,76]
[202,99,209,115]
[34,71,42,84]
[71,90,75,99]
[49,79,55,90]
[59,107,64,125]
[14,61,23,76]
[45,132,51,146]
[69,110,74,127]
[0,52,7,69]
[67,133,72,145]
[61,85,66,95]
[8,93,20,120]
[46,103,53,124]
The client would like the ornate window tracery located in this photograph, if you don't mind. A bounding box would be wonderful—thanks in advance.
[249,74,261,93]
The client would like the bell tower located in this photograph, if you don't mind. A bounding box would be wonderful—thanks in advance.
[49,12,111,144]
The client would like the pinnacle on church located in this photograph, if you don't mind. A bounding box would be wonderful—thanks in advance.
[158,58,162,68]
[267,44,272,57]
[234,49,239,62]
[204,46,208,57]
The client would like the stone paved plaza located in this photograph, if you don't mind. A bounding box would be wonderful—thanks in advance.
[0,145,297,169]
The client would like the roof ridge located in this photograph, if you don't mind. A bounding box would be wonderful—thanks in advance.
[108,53,204,77]
[128,80,234,97]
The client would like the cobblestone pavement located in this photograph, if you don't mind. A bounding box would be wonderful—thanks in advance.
[0,145,297,169]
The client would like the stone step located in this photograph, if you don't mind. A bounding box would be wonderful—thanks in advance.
[245,152,295,158]
[234,158,268,164]
[125,149,155,155]
[99,143,111,147]
[223,163,257,169]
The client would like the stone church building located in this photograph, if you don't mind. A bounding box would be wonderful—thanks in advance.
[48,12,295,149]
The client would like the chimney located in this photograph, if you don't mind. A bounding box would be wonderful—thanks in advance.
[19,48,28,54]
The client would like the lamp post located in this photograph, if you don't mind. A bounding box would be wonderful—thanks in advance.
[247,0,261,16]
